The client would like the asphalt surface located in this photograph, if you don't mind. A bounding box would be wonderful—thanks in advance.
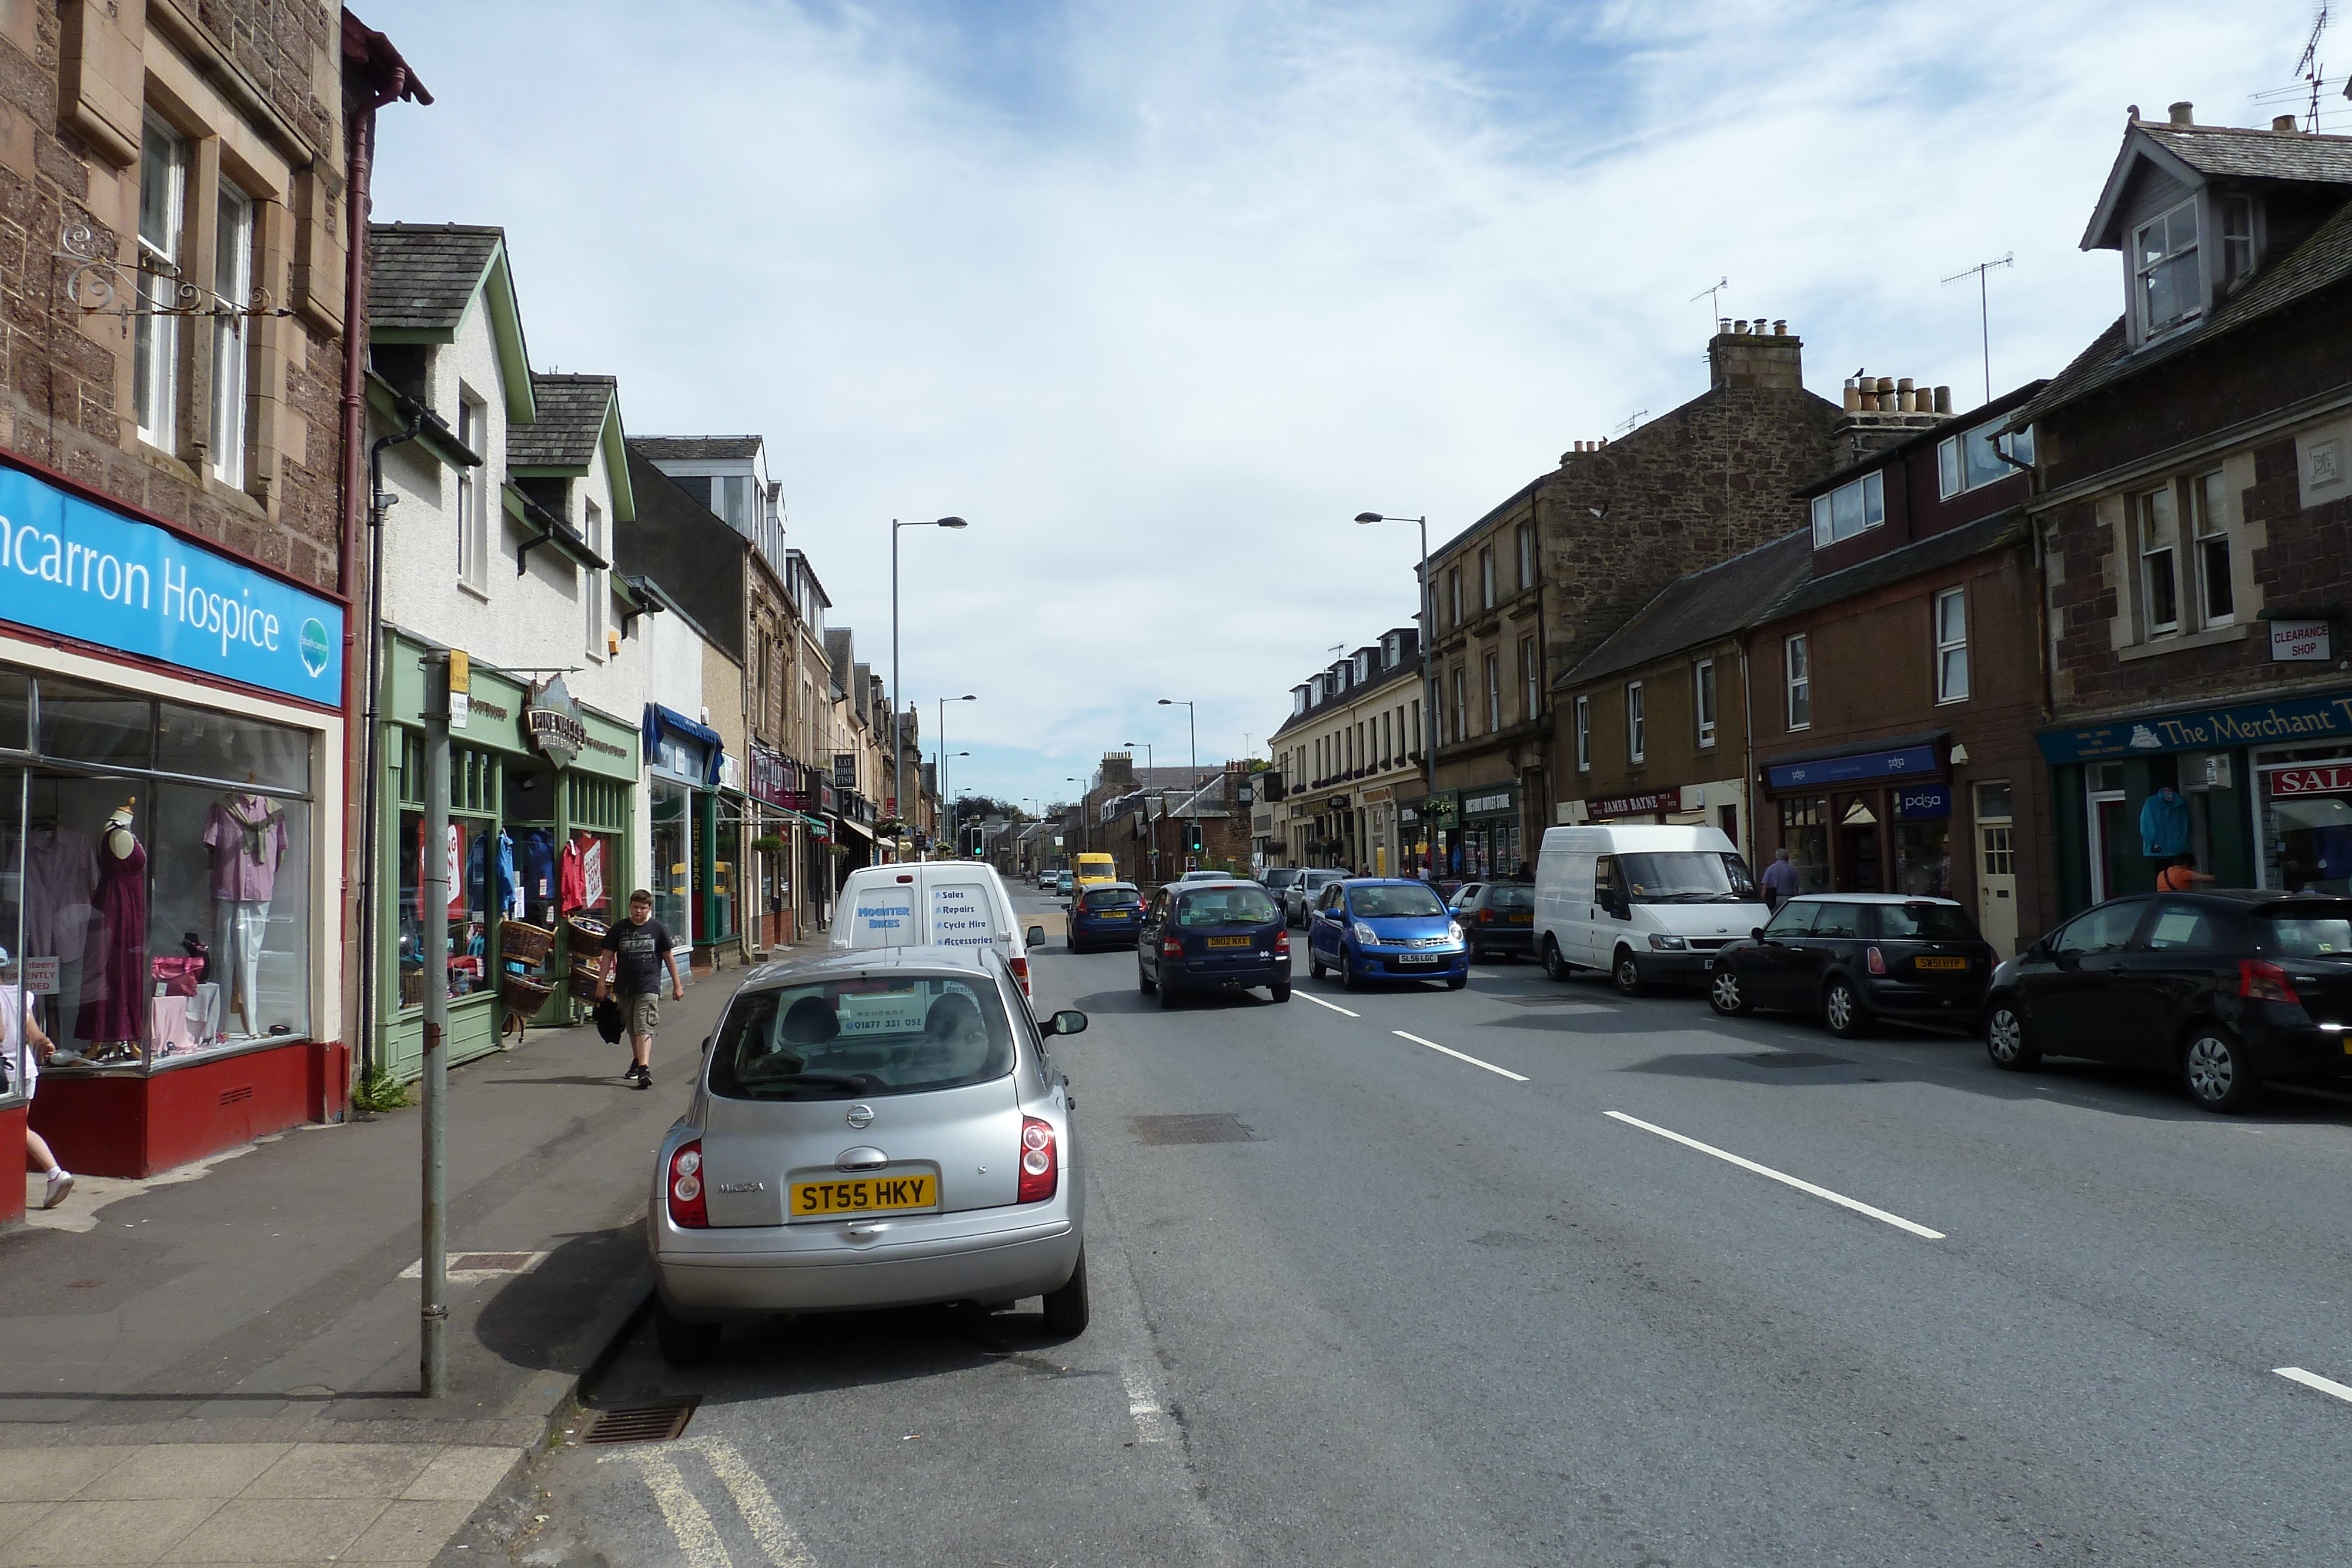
[496,885,2352,1567]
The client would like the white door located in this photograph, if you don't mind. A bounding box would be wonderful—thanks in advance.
[1973,781,2017,956]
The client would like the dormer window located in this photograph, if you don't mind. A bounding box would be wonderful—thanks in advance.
[1810,470,1884,547]
[1292,686,1309,717]
[2221,195,2254,285]
[2134,200,2200,336]
[1936,420,2034,500]
[1354,651,1371,684]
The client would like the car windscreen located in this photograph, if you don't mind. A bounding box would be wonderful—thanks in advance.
[1490,885,1535,910]
[1351,885,1448,918]
[2257,905,2352,957]
[1872,901,1979,940]
[707,974,1014,1101]
[1083,887,1140,910]
[1618,852,1758,904]
[1175,888,1281,927]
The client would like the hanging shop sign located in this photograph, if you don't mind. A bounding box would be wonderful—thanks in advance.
[0,460,345,701]
[1767,744,1937,791]
[2037,688,2352,763]
[833,753,857,790]
[1894,782,1952,818]
[749,743,789,805]
[524,675,586,767]
[2271,618,2334,663]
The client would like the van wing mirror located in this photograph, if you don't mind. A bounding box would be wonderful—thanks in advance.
[1026,925,1046,948]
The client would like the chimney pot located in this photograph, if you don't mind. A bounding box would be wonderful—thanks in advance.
[1773,319,1788,335]
[2169,101,2193,127]
[1842,379,1862,413]
[1733,319,1748,335]
[1933,385,1953,415]
[2275,114,2300,133]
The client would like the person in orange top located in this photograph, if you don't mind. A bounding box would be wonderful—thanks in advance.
[2156,854,2216,892]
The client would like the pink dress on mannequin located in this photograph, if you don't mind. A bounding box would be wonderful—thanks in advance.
[75,833,148,1045]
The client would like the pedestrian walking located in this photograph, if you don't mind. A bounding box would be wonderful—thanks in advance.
[1762,847,1800,910]
[2,947,74,1209]
[599,890,686,1091]
[2156,853,2216,892]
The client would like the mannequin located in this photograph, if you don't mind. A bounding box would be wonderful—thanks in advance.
[73,800,147,1061]
[203,785,287,1038]
[12,806,96,1055]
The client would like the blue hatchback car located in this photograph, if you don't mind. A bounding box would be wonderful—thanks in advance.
[1067,881,1145,953]
[1306,878,1469,991]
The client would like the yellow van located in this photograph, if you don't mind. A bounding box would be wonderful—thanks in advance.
[1073,852,1117,888]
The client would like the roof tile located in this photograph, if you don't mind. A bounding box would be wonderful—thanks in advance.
[368,223,502,333]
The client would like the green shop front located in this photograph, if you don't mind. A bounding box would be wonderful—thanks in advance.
[376,637,637,1077]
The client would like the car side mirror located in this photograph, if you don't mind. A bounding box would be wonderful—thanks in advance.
[1751,927,1766,941]
[1044,1008,1088,1037]
[700,1033,713,1056]
[1026,925,1045,948]
[2023,937,2048,959]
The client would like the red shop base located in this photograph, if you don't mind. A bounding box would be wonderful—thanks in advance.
[2,1102,24,1229]
[26,1039,345,1179]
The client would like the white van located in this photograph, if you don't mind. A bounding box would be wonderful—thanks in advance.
[1533,824,1768,995]
[831,862,1043,998]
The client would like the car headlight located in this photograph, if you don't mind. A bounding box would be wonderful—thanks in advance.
[1353,921,1378,945]
[1447,921,1464,944]
[1648,934,1688,951]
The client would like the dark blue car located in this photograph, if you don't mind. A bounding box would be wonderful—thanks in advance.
[1306,877,1468,991]
[1068,881,1145,953]
[1137,881,1291,1008]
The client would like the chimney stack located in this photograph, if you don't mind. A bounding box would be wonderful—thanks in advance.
[2169,101,2193,128]
[1708,317,1803,392]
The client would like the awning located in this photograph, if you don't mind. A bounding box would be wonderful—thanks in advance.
[642,704,724,787]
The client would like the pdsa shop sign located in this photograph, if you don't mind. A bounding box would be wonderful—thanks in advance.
[0,464,343,701]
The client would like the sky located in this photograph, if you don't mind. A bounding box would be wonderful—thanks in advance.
[371,0,2320,815]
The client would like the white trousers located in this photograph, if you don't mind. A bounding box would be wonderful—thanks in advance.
[215,899,269,1031]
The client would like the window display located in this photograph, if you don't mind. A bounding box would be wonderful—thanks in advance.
[1779,795,1830,894]
[2260,750,2352,894]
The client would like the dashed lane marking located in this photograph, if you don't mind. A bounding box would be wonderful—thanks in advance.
[1392,1030,1529,1082]
[1297,992,1360,1018]
[1604,1110,1946,1240]
[2276,1366,2352,1405]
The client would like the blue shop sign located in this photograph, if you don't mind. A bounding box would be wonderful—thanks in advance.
[2038,689,2352,764]
[1894,783,1950,819]
[1768,744,1937,791]
[0,464,343,702]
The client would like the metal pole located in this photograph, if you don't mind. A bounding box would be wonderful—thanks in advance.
[1419,517,1436,878]
[419,651,450,1396]
[890,521,901,864]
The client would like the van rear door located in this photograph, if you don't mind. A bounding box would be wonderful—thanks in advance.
[843,872,920,950]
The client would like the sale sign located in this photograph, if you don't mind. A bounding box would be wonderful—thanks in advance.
[2271,766,2352,795]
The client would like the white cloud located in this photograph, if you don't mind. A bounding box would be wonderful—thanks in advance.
[372,0,2308,807]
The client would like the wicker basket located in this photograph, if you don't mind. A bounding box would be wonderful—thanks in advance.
[500,920,556,966]
[566,915,610,958]
[498,972,554,1019]
[568,961,609,1002]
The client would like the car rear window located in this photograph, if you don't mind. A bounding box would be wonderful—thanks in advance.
[1352,885,1447,918]
[1872,902,1977,940]
[1491,885,1534,910]
[1176,888,1280,927]
[1264,869,1299,890]
[707,975,1014,1101]
[2257,905,2352,957]
[1083,887,1138,910]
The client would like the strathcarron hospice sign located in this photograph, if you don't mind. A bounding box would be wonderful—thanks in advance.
[0,462,343,702]
[2037,690,2352,764]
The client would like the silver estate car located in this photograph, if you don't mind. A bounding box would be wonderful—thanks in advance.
[647,942,1088,1365]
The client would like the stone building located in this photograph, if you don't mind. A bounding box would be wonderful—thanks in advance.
[1417,323,1842,881]
[1267,627,1424,872]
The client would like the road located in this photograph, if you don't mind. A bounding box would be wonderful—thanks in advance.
[502,884,2352,1567]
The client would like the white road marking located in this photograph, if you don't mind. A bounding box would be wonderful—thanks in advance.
[1392,1030,1530,1082]
[1603,1111,1946,1240]
[627,1447,736,1568]
[1297,992,1360,1018]
[690,1437,816,1567]
[2275,1366,2352,1405]
[1122,1359,1177,1445]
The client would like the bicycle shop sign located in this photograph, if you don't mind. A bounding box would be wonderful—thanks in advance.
[523,675,586,767]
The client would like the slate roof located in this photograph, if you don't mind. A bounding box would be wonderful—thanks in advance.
[632,436,762,462]
[368,225,502,332]
[1561,530,1814,688]
[2139,122,2352,185]
[1760,510,2025,626]
[507,374,613,469]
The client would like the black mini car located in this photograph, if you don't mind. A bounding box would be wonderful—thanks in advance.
[1455,881,1536,961]
[1705,893,1995,1037]
[1981,890,2352,1112]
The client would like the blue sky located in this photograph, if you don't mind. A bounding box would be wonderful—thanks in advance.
[371,0,2315,814]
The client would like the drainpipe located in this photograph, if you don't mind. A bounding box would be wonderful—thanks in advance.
[353,410,426,1086]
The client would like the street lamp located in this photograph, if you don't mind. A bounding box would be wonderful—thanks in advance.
[1357,512,1436,877]
[937,694,975,844]
[891,516,968,864]
[1158,698,1197,868]
[1122,740,1153,774]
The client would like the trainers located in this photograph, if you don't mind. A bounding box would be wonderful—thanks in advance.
[633,1066,652,1091]
[43,1169,74,1209]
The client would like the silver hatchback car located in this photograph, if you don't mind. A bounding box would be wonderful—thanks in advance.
[647,943,1088,1364]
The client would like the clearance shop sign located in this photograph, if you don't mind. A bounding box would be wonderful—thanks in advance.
[0,463,343,703]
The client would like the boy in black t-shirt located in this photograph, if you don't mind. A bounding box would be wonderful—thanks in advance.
[600,890,686,1089]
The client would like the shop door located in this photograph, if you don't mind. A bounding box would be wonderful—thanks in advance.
[1838,795,1883,893]
[1975,781,2017,956]
[2086,764,2129,902]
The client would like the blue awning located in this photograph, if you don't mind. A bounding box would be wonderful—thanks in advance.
[643,704,724,787]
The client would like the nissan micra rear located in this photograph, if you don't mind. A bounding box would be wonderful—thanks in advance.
[647,945,1087,1364]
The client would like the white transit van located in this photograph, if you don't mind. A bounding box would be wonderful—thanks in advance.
[831,862,1042,998]
[1532,824,1768,995]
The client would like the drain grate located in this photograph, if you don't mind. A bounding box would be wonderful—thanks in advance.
[1130,1113,1257,1145]
[579,1396,700,1445]
[1738,1051,1855,1068]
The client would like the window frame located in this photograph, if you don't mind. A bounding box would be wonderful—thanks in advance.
[1574,694,1591,772]
[1479,547,1496,610]
[135,113,191,453]
[2221,194,2255,286]
[1694,658,1717,748]
[1451,666,1466,744]
[1517,521,1536,591]
[208,178,255,489]
[1449,568,1462,627]
[2133,198,2201,339]
[456,391,490,594]
[2189,469,2232,627]
[583,497,608,660]
[1626,680,1645,764]
[2137,484,2179,637]
[1809,470,1885,547]
[1484,652,1501,733]
[1520,636,1539,725]
[1936,420,2034,500]
[1785,633,1811,731]
[1934,586,1969,703]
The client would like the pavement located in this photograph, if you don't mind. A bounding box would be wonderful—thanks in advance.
[497,886,2352,1567]
[0,940,784,1568]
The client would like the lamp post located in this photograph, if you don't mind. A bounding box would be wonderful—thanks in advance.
[1356,512,1436,877]
[1157,698,1196,868]
[936,694,975,852]
[891,516,968,865]
[1122,740,1153,774]
[938,751,968,853]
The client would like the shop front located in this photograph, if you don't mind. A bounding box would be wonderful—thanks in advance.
[1362,786,1394,875]
[1458,785,1520,880]
[1399,791,1458,878]
[748,743,794,950]
[644,704,726,967]
[0,457,346,1178]
[1762,735,1952,898]
[377,645,637,1078]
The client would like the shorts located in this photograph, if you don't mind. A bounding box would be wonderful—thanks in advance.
[626,993,661,1037]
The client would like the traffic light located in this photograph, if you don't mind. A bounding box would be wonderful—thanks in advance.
[1186,819,1202,852]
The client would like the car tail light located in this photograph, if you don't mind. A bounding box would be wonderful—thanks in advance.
[1162,935,1183,958]
[1017,1116,1058,1202]
[2240,958,2301,1004]
[1275,930,1291,957]
[1011,954,1031,998]
[667,1140,708,1229]
[1479,908,1494,924]
[1866,946,1886,975]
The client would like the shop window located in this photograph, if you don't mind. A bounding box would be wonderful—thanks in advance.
[1779,795,1829,894]
[2189,470,2233,626]
[210,181,255,489]
[0,669,25,751]
[1626,681,1645,764]
[135,115,189,451]
[2260,750,2352,894]
[1895,817,1951,897]
[1934,587,1969,703]
[651,779,692,935]
[157,703,308,791]
[1694,660,1716,748]
[2137,486,2179,636]
[1785,634,1811,730]
[1575,696,1591,772]
[39,678,152,768]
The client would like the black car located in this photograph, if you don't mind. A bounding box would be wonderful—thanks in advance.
[1456,881,1536,961]
[1705,893,1995,1037]
[1982,890,2352,1112]
[1137,880,1291,1008]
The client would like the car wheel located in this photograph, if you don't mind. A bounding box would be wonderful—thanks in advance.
[1309,952,1326,980]
[1983,999,2039,1071]
[1157,975,1182,1010]
[1270,981,1292,1003]
[2182,1023,2261,1112]
[1341,948,1364,991]
[1612,948,1644,997]
[1822,976,1872,1038]
[1138,958,1157,994]
[1708,969,1752,1017]
[1041,1248,1090,1336]
[1445,974,1466,991]
[1542,937,1570,983]
[654,1299,721,1368]
[1468,942,1485,964]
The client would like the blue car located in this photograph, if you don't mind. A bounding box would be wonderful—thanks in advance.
[1137,881,1292,1008]
[1068,881,1145,953]
[1305,878,1469,991]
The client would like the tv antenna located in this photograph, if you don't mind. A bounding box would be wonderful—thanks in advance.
[1689,276,1729,320]
[1613,409,1649,437]
[1942,253,2013,404]
[2300,4,2331,130]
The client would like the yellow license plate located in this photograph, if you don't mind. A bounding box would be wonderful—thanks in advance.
[790,1174,936,1218]
[1100,911,1130,919]
[1914,956,1967,971]
[1509,913,1532,923]
[1205,935,1252,948]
